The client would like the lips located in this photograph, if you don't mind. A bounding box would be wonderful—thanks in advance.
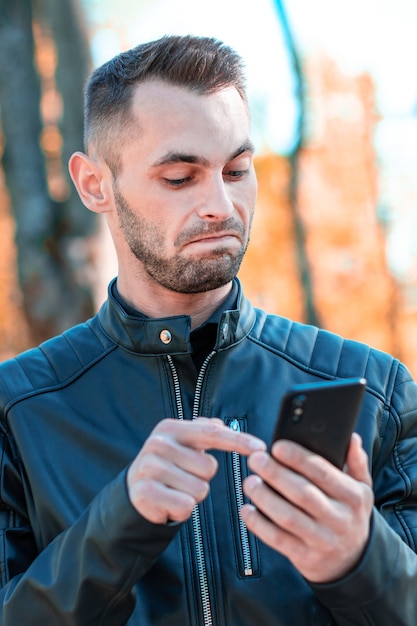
[180,234,243,254]
[188,232,240,244]
[175,219,246,250]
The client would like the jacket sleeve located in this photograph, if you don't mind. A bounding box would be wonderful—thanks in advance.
[311,361,417,626]
[0,464,179,625]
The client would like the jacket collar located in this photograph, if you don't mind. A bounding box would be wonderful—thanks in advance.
[97,278,256,355]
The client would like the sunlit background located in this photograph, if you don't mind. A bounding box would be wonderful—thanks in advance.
[1,0,417,374]
[84,0,417,282]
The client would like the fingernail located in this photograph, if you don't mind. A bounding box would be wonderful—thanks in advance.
[273,440,292,458]
[253,451,268,468]
[244,475,262,493]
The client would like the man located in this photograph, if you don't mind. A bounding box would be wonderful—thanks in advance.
[0,34,415,625]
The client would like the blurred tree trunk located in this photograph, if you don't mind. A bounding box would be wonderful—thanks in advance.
[274,0,320,326]
[38,0,94,234]
[0,0,95,345]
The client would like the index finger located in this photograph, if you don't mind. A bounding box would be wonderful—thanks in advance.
[157,417,266,455]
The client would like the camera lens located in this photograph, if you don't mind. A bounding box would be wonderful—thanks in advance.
[291,395,305,422]
[293,394,306,408]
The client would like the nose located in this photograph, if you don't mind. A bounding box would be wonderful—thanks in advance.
[196,174,235,220]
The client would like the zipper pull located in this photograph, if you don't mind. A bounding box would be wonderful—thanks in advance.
[230,418,240,433]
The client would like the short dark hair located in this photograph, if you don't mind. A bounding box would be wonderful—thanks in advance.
[84,34,248,173]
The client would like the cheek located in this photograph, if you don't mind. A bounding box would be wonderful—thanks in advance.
[250,173,258,204]
[239,183,257,223]
[240,170,257,206]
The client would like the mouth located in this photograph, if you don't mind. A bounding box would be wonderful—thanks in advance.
[189,232,240,244]
[180,234,242,254]
[175,220,246,252]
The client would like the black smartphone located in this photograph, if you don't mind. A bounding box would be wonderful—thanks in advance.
[271,377,367,469]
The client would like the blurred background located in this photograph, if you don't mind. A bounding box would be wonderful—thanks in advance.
[1,0,417,374]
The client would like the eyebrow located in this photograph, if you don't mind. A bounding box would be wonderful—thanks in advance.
[151,140,255,168]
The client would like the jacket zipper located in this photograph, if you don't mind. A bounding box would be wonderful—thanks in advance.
[167,351,216,626]
[229,418,253,576]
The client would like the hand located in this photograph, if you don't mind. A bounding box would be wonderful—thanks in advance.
[128,417,266,525]
[240,433,374,583]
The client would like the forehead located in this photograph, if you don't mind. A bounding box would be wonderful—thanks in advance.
[126,81,251,165]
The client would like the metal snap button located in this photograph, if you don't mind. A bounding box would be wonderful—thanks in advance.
[160,329,172,344]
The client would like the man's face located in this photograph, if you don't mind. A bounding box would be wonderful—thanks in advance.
[111,81,257,294]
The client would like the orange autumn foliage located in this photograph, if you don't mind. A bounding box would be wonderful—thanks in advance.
[240,53,417,376]
[2,49,417,380]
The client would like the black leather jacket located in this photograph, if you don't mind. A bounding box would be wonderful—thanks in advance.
[0,279,416,625]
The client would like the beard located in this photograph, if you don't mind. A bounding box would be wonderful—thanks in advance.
[113,180,252,294]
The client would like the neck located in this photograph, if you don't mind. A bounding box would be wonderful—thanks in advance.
[116,272,233,330]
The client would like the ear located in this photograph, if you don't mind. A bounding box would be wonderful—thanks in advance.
[68,152,113,214]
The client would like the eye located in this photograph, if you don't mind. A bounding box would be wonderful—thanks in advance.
[163,177,192,187]
[224,169,248,180]
[223,154,252,181]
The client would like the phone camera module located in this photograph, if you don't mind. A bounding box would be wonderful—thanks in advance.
[291,394,306,422]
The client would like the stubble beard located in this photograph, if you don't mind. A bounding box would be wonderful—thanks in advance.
[113,181,252,294]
